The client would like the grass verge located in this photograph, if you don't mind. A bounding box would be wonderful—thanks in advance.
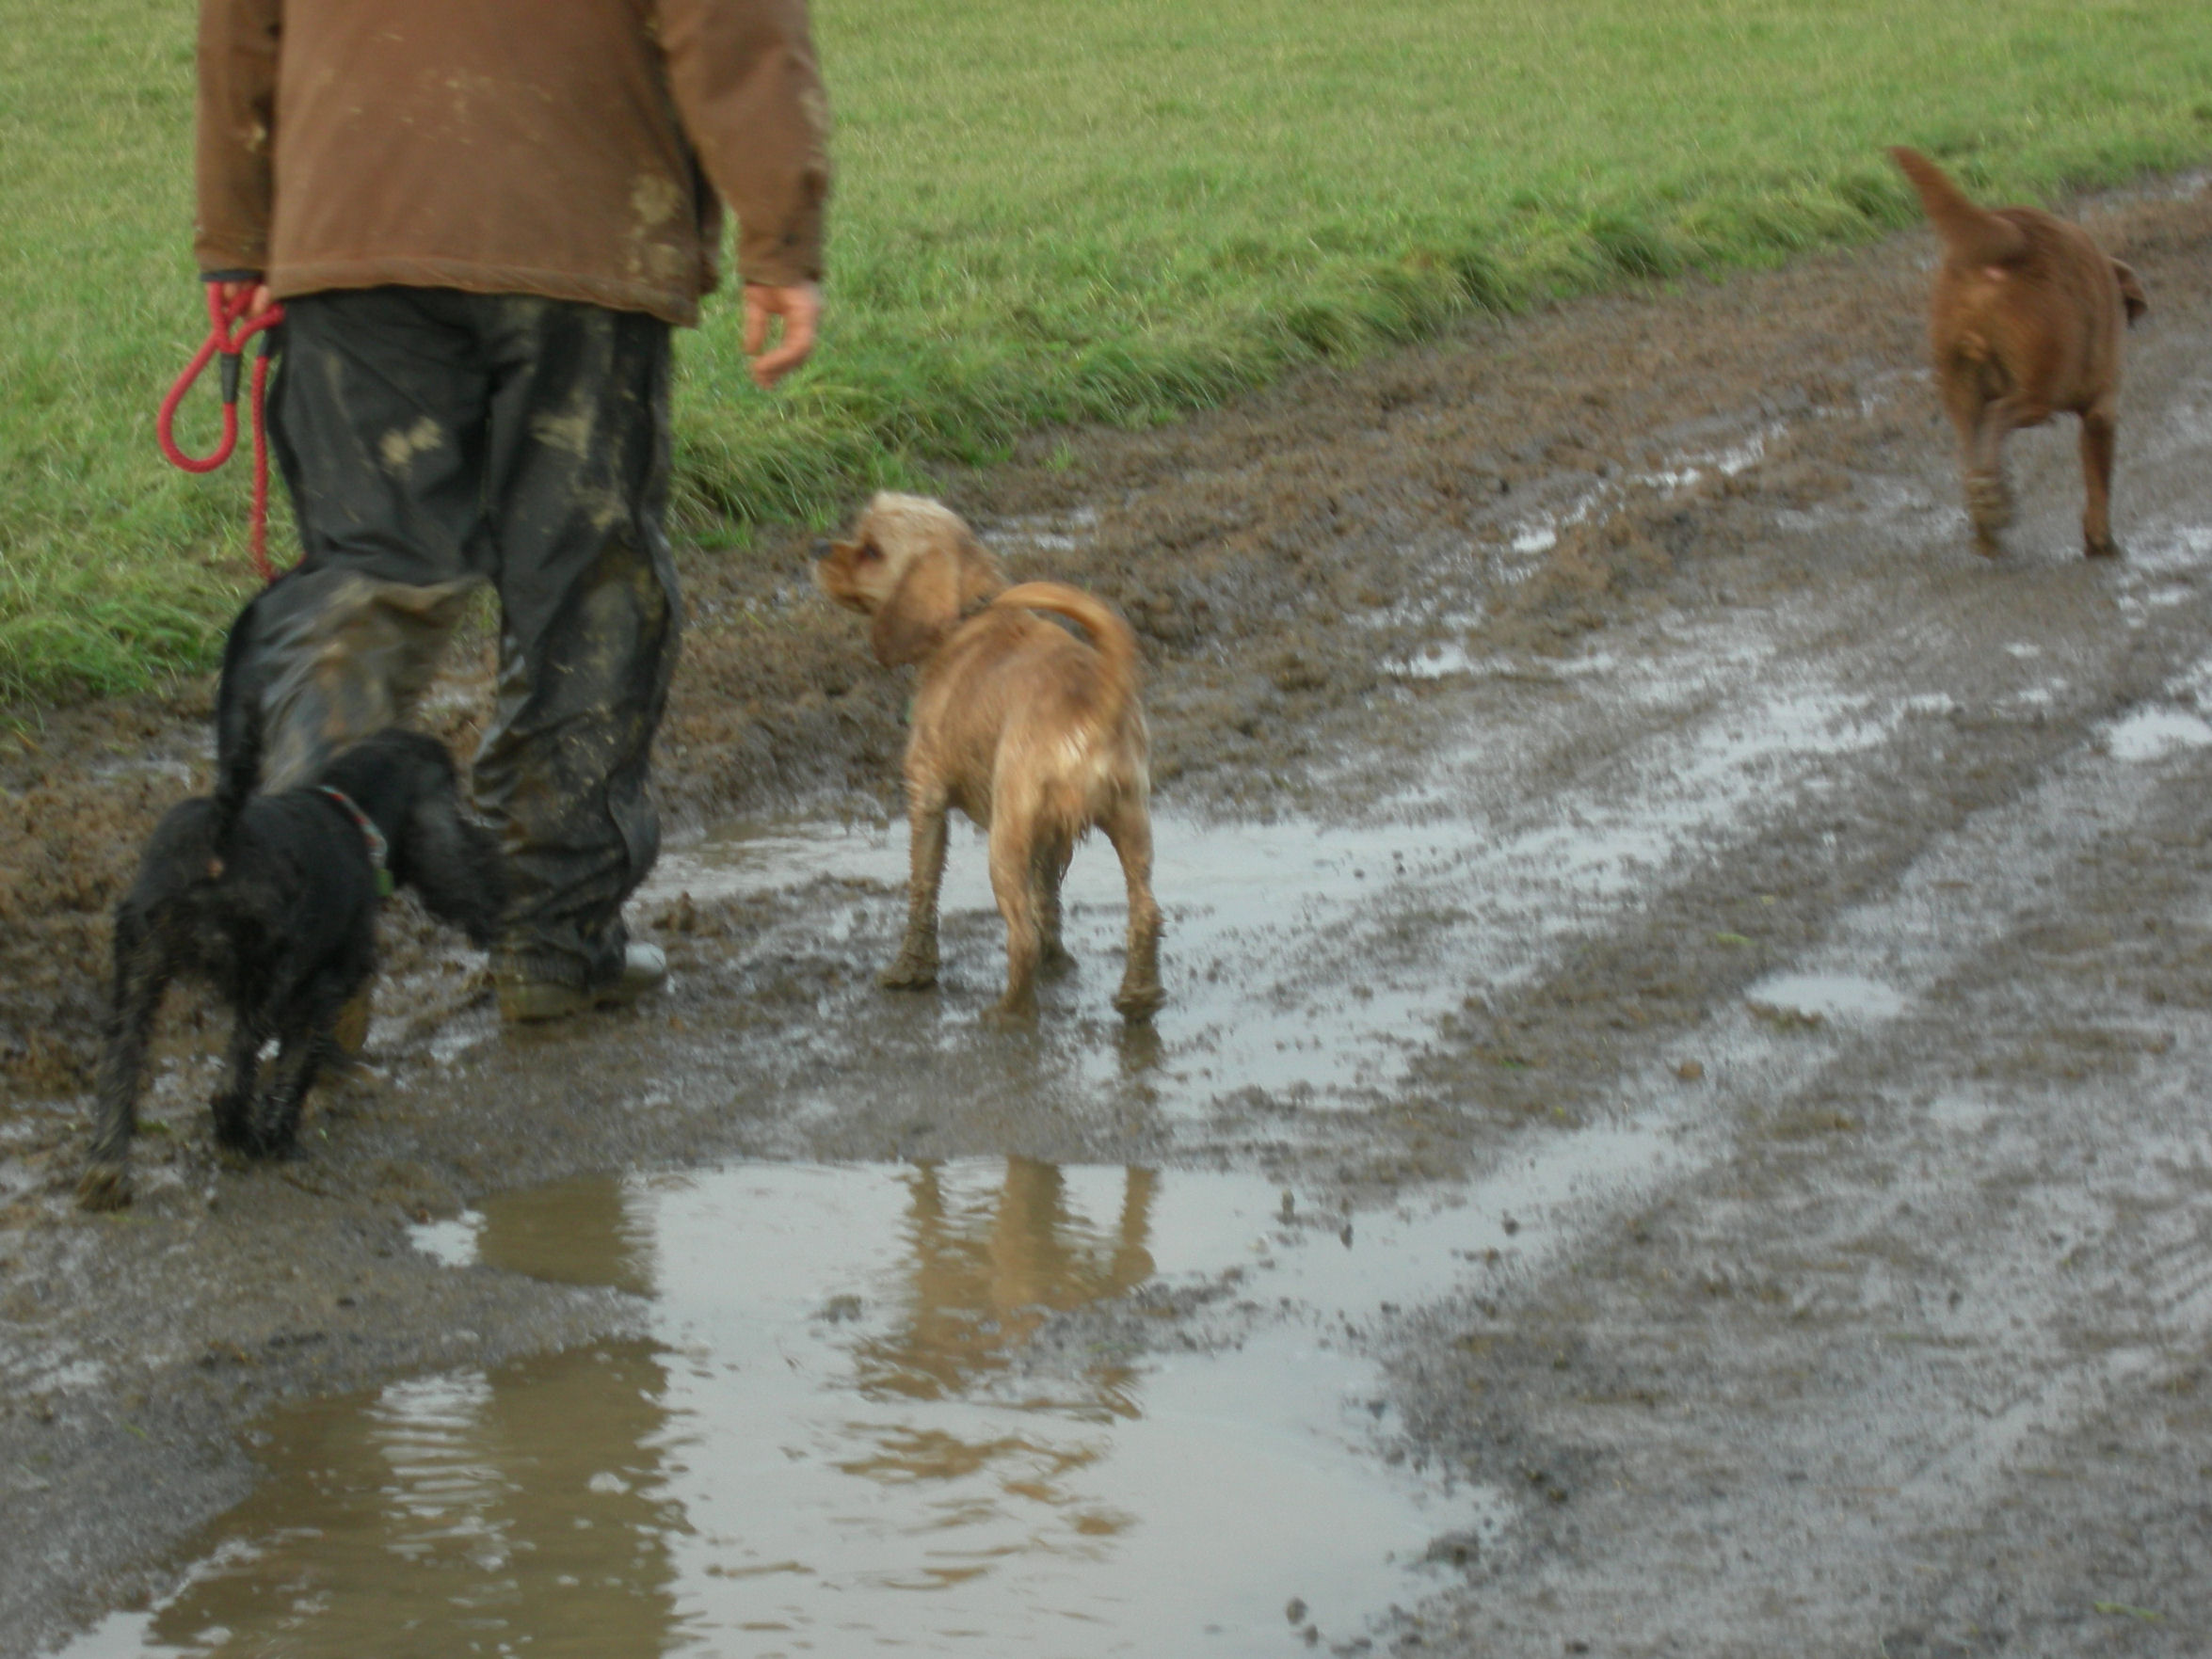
[6,0,2212,704]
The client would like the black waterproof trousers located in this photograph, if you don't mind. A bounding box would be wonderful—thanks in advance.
[242,287,681,993]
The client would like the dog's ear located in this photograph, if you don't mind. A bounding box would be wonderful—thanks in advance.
[393,759,510,948]
[814,540,863,606]
[953,523,1007,613]
[870,549,963,667]
[2112,261,2148,326]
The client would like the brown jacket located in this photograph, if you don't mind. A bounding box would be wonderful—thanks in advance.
[196,0,829,326]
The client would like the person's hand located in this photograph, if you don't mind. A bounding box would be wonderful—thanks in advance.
[209,276,276,321]
[743,281,822,389]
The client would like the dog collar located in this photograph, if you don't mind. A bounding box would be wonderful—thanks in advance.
[315,786,394,898]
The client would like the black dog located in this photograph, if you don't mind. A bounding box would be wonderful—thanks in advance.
[78,606,505,1210]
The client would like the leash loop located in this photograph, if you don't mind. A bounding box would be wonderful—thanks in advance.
[156,284,289,581]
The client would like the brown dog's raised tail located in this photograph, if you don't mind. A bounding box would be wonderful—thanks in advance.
[992,582,1139,731]
[2114,261,2149,325]
[1890,147,2028,266]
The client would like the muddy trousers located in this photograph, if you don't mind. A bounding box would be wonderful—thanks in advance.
[243,287,681,993]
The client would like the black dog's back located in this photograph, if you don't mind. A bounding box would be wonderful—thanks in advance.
[117,787,385,1007]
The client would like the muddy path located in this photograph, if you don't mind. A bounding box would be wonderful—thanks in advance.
[7,177,2212,1657]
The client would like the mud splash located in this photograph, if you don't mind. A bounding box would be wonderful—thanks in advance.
[62,1161,1507,1658]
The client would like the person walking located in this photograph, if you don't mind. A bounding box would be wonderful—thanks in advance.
[195,0,829,1022]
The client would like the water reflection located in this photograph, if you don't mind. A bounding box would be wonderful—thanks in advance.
[858,1159,1155,1407]
[88,1182,681,1658]
[70,1162,1482,1658]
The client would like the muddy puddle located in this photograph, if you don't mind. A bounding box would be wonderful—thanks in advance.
[575,638,1933,1122]
[63,1160,1517,1658]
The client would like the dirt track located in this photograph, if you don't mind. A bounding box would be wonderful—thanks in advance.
[6,176,2212,1657]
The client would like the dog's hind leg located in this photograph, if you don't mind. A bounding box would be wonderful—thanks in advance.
[2079,405,2121,559]
[247,978,355,1157]
[1036,833,1077,979]
[1944,359,2017,557]
[78,912,168,1210]
[986,812,1045,1021]
[211,1012,269,1151]
[1964,421,2012,557]
[1102,801,1164,1022]
[882,788,950,991]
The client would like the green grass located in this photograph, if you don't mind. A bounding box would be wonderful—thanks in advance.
[6,0,2211,704]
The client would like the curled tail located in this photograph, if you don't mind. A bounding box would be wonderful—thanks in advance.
[1889,148,2028,265]
[210,591,266,842]
[992,582,1140,733]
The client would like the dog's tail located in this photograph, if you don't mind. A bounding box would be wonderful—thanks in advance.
[210,592,266,842]
[992,582,1141,731]
[2113,260,2149,326]
[1889,148,2028,265]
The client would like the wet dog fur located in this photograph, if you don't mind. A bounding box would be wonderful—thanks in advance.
[78,605,505,1209]
[1890,147,2148,559]
[816,493,1163,1021]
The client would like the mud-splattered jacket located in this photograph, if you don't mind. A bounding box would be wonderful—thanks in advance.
[195,0,829,326]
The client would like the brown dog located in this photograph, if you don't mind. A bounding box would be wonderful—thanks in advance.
[816,493,1163,1021]
[1890,147,2147,559]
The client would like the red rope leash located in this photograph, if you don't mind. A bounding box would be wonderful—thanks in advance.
[156,285,287,582]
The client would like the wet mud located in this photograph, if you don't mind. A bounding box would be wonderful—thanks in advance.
[8,177,2212,1656]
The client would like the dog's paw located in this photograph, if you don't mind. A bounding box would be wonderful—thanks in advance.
[878,956,939,992]
[248,1127,300,1160]
[1114,1018,1166,1071]
[211,1094,255,1151]
[982,997,1039,1029]
[76,1163,132,1212]
[1113,980,1166,1022]
[241,1108,300,1159]
[2085,535,2124,560]
[1966,474,2012,538]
